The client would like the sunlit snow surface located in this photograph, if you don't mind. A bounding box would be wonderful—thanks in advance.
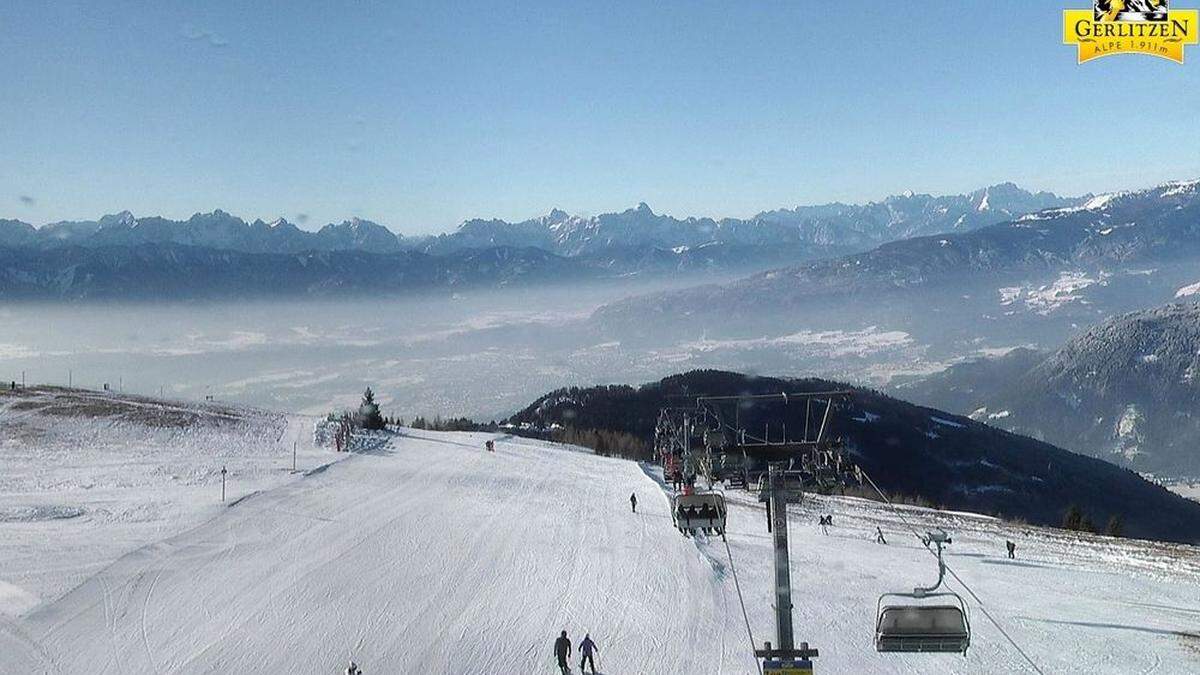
[1,408,1197,673]
[0,387,323,613]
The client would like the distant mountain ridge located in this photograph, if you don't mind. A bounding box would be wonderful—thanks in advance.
[0,183,1084,298]
[0,244,589,300]
[593,179,1200,330]
[0,210,406,254]
[419,183,1078,257]
[898,302,1200,478]
[3,183,1077,258]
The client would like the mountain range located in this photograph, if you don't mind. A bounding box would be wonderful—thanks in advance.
[0,244,593,300]
[0,183,1080,299]
[506,369,1200,543]
[0,211,407,254]
[421,183,1076,256]
[897,302,1200,478]
[592,179,1200,335]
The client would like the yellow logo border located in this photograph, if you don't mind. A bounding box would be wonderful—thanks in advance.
[1063,8,1199,64]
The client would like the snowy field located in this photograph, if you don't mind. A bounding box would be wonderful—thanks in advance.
[1,402,1199,673]
[0,387,326,616]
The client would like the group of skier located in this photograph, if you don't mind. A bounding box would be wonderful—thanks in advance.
[818,515,1016,557]
[677,502,721,535]
[818,514,834,535]
[554,630,600,674]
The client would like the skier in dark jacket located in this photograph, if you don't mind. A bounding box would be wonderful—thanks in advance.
[1006,540,1016,559]
[554,630,572,674]
[630,492,637,513]
[579,634,599,674]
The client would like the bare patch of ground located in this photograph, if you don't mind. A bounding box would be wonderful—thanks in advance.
[0,386,271,430]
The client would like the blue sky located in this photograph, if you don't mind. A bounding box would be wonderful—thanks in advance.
[3,0,1199,234]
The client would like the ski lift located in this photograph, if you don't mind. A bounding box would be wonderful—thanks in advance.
[671,492,727,536]
[875,530,970,654]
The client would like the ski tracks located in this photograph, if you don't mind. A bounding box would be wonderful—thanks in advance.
[139,560,165,673]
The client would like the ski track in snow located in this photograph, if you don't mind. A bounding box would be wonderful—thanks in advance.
[1,425,1199,673]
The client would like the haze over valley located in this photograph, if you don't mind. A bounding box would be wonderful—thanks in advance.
[7,179,1200,488]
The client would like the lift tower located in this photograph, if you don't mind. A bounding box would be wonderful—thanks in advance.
[656,389,855,674]
[755,462,819,674]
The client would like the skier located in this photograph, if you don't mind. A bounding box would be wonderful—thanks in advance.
[700,503,715,534]
[344,661,361,675]
[554,630,572,675]
[579,633,599,674]
[630,492,637,513]
[1006,540,1016,559]
[819,515,829,536]
[875,526,887,545]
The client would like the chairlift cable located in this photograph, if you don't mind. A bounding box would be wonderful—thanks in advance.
[857,468,1046,675]
[722,533,764,675]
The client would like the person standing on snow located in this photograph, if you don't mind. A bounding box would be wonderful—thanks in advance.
[579,633,600,674]
[630,492,637,513]
[554,630,572,674]
[1006,540,1016,559]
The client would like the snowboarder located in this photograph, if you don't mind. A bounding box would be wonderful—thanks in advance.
[630,492,637,513]
[1006,540,1016,559]
[554,630,572,675]
[579,633,599,674]
[875,526,887,545]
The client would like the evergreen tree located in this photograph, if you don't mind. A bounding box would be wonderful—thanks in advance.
[357,387,386,430]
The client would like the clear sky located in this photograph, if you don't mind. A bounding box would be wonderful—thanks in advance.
[3,0,1200,234]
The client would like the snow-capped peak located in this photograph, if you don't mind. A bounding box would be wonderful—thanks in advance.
[977,189,990,212]
[97,211,136,228]
[1083,193,1118,210]
[1160,179,1200,198]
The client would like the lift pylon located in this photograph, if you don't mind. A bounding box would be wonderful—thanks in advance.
[754,462,818,674]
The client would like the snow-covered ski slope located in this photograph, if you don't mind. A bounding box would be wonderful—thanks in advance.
[3,425,1200,673]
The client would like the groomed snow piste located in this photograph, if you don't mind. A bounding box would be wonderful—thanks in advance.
[2,413,1199,673]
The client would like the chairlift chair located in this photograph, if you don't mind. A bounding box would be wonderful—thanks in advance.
[671,492,727,536]
[874,530,971,654]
